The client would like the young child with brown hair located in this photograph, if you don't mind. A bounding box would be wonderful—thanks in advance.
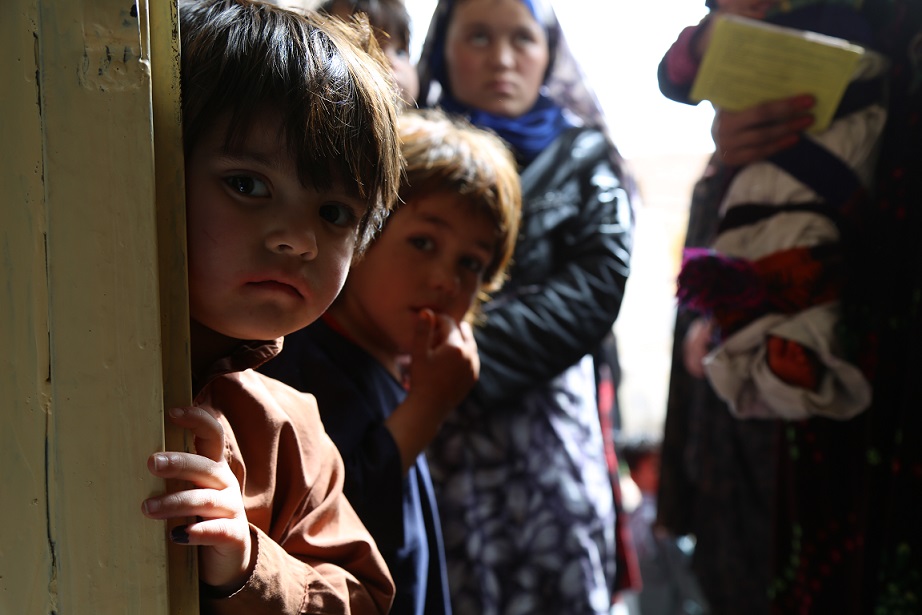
[139,0,402,612]
[319,0,419,106]
[259,108,522,615]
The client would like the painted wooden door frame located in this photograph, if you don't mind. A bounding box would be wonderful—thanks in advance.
[2,0,197,611]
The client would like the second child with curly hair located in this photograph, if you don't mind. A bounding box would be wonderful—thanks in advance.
[260,108,522,615]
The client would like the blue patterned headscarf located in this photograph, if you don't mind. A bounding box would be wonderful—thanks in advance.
[416,0,573,165]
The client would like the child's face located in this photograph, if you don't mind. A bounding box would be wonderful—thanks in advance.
[185,114,365,343]
[336,190,497,356]
[631,454,661,494]
[379,35,420,107]
[325,2,419,106]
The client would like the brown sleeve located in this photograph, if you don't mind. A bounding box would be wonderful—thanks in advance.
[201,525,392,614]
[199,372,395,614]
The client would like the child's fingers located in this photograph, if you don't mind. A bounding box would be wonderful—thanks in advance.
[146,450,231,490]
[431,312,459,345]
[142,487,241,520]
[411,309,436,358]
[444,319,476,354]
[170,518,250,548]
[165,406,225,462]
[175,517,254,590]
[431,318,479,376]
[457,321,480,377]
[458,320,474,344]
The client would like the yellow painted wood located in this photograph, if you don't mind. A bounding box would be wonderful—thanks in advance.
[1,0,54,611]
[144,0,200,608]
[2,0,193,611]
[40,0,171,610]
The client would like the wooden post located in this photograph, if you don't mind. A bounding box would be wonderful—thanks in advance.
[1,0,196,611]
[146,0,201,609]
[1,0,54,610]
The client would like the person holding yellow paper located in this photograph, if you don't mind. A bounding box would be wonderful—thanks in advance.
[658,2,922,614]
[662,0,887,422]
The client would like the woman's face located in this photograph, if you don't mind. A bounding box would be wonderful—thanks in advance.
[444,0,550,118]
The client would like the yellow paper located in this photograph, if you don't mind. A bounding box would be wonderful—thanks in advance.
[690,14,865,133]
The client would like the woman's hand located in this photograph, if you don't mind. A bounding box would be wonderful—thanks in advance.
[142,406,254,592]
[683,317,715,378]
[712,94,815,167]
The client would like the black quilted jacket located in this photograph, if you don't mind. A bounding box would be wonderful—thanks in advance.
[471,126,635,407]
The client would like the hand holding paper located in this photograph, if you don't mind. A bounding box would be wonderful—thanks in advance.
[691,14,865,133]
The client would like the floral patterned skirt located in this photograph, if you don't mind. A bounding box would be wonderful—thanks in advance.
[428,356,617,615]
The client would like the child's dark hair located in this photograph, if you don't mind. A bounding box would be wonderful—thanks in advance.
[396,109,521,304]
[179,0,401,251]
[318,0,412,51]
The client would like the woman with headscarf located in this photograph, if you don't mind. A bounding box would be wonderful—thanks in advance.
[416,1,634,613]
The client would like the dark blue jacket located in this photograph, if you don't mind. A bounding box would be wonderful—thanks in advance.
[260,319,452,615]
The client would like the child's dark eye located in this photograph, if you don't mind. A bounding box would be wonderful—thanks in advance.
[461,256,486,275]
[225,175,269,197]
[319,202,358,228]
[409,236,435,251]
[383,39,412,60]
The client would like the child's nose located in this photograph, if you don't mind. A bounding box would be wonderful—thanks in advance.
[431,263,461,296]
[267,223,317,260]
